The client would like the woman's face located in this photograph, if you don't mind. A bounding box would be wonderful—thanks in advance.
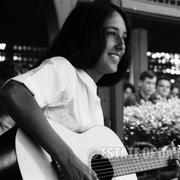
[94,11,127,76]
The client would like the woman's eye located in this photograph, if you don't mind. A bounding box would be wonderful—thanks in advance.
[122,35,127,42]
[106,31,117,37]
[105,30,128,43]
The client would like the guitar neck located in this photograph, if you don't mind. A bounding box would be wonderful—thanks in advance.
[112,149,178,177]
[91,149,179,178]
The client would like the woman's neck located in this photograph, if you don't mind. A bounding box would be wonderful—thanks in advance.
[85,69,102,83]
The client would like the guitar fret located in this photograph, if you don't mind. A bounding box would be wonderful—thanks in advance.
[147,152,159,170]
[113,157,133,175]
[110,149,179,177]
[132,158,140,172]
[138,157,148,171]
[127,156,136,173]
[148,155,158,170]
[112,157,129,176]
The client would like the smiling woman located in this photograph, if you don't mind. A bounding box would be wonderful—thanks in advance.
[96,11,127,74]
[0,2,132,180]
[83,11,127,83]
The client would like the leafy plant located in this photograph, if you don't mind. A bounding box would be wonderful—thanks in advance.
[123,98,180,148]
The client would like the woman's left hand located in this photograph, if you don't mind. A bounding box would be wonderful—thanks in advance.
[157,142,180,180]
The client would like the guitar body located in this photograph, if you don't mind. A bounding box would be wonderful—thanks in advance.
[15,121,137,180]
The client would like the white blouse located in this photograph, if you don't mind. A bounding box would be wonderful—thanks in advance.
[12,57,104,132]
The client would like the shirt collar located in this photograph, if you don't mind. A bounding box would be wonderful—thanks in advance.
[76,68,97,94]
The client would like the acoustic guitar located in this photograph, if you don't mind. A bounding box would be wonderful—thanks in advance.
[14,121,179,180]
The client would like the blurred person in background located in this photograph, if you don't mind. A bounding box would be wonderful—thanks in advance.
[123,82,136,106]
[156,75,171,100]
[125,70,157,106]
[170,83,180,99]
[137,70,158,104]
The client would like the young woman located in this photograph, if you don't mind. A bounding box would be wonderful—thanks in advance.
[0,1,179,180]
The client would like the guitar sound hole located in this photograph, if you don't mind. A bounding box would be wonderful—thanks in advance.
[91,154,113,180]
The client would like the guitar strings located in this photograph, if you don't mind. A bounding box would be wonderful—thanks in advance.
[91,162,145,178]
[91,158,165,179]
[91,148,176,166]
[91,155,170,171]
[91,164,139,179]
[91,162,155,178]
[89,149,177,178]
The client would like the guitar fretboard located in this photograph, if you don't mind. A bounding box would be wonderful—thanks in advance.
[91,149,179,179]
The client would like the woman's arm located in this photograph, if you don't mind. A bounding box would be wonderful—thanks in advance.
[0,80,97,180]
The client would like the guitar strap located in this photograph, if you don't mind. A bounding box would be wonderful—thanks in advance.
[0,125,23,180]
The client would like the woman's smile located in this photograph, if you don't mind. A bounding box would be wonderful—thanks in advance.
[92,11,127,79]
[108,53,121,64]
[85,11,127,83]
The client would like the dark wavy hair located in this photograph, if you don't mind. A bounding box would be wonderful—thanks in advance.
[37,1,131,86]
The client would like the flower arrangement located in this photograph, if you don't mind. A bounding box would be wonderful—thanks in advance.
[123,98,180,148]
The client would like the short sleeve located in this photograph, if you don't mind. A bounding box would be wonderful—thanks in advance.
[12,57,76,107]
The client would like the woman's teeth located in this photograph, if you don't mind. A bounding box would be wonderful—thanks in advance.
[110,54,120,62]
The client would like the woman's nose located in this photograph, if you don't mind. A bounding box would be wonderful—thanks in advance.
[115,37,125,51]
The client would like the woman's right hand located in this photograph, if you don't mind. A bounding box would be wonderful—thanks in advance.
[54,152,98,180]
